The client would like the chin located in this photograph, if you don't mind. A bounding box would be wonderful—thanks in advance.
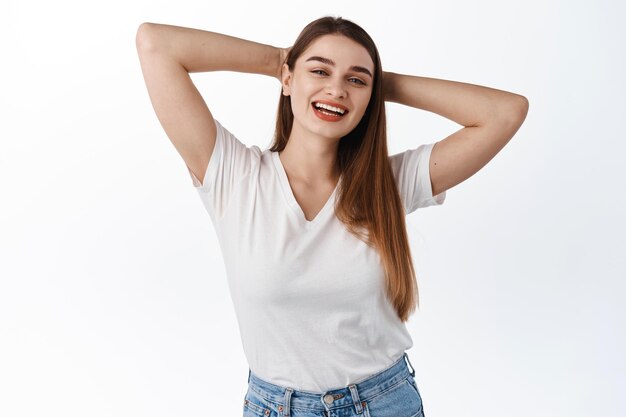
[314,125,353,139]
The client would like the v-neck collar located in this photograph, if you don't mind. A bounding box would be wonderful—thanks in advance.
[272,151,341,228]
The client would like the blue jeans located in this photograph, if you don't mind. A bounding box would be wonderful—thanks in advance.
[243,352,425,417]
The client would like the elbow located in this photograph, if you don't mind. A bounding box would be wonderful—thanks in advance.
[479,94,529,129]
[502,94,529,126]
[135,22,158,53]
[516,94,529,120]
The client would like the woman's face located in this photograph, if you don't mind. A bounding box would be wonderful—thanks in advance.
[282,34,375,141]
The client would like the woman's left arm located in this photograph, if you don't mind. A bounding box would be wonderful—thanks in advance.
[383,71,529,197]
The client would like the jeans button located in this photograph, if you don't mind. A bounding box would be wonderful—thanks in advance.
[323,394,334,404]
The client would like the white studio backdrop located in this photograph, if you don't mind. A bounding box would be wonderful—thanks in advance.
[1,1,624,416]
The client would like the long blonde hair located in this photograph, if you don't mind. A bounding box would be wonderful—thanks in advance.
[269,16,420,322]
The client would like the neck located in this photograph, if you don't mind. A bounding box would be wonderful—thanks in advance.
[279,123,341,186]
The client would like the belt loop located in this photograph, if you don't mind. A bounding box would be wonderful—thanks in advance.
[247,369,251,383]
[348,384,364,414]
[404,352,416,377]
[281,387,293,417]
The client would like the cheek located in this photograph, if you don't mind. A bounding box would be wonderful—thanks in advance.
[288,95,311,119]
[294,95,309,111]
[354,99,371,118]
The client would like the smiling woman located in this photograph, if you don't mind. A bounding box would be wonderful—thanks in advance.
[269,24,432,331]
[277,33,375,151]
[301,54,370,122]
[136,14,526,417]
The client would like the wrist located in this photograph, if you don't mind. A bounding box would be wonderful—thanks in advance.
[273,46,284,80]
[383,71,396,102]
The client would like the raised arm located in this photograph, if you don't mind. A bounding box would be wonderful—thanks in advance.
[135,23,286,185]
[383,71,529,197]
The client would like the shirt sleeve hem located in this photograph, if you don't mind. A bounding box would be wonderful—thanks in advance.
[189,118,223,192]
[417,142,447,208]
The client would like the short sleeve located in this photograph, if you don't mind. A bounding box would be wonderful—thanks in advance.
[187,118,260,218]
[389,142,447,215]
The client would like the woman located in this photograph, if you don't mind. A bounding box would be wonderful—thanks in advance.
[136,16,528,417]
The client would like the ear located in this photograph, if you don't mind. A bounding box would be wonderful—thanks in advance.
[281,63,292,96]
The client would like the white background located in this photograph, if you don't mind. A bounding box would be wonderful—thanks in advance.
[1,1,624,416]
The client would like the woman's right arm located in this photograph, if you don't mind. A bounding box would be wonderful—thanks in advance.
[135,23,283,185]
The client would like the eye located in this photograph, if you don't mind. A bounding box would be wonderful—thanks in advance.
[349,78,366,86]
[311,69,366,86]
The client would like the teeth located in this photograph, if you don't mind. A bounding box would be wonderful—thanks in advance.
[314,102,345,115]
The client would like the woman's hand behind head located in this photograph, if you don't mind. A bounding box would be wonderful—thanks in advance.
[275,46,292,82]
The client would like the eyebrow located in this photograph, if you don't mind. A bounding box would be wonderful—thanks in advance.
[305,56,373,79]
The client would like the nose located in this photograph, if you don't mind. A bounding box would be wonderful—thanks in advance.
[325,77,347,99]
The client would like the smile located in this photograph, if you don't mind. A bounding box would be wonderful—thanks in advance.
[311,101,349,122]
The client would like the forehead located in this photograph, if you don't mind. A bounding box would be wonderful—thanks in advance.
[299,34,374,71]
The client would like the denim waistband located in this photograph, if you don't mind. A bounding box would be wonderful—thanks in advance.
[246,352,416,415]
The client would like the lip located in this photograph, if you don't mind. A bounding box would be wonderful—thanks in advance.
[312,100,349,114]
[311,102,348,122]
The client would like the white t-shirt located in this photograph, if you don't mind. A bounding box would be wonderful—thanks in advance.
[187,119,446,392]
